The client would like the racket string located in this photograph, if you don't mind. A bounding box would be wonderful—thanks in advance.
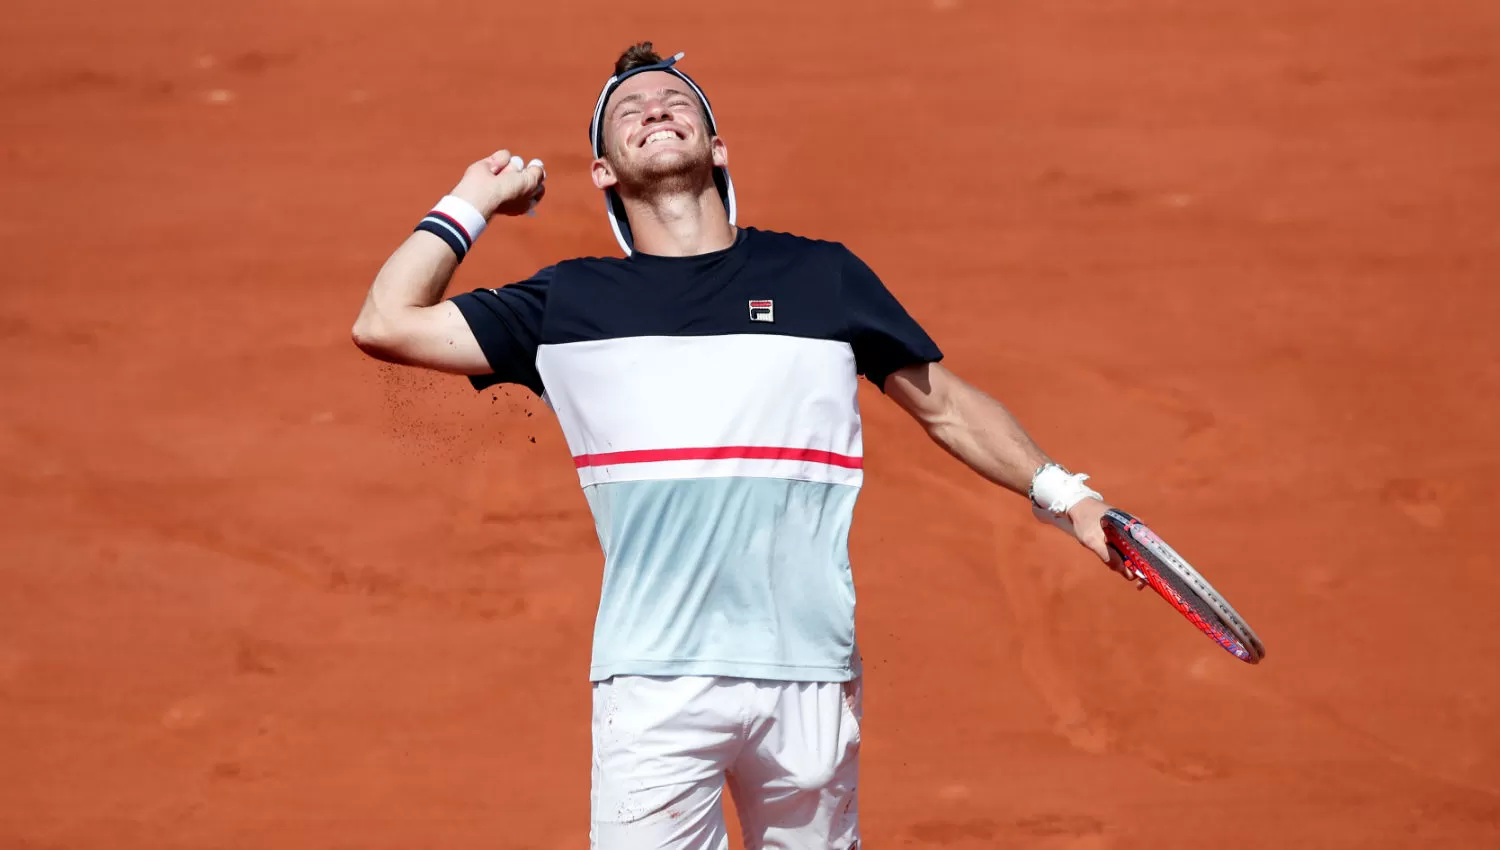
[1111,525,1254,661]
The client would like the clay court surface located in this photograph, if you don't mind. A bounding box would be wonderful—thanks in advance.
[4,0,1499,847]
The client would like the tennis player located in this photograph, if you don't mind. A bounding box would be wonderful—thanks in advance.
[352,42,1130,850]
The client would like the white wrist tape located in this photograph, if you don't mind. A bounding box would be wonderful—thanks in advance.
[1029,463,1102,515]
[432,195,488,242]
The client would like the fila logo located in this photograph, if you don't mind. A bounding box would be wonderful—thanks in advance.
[748,299,775,323]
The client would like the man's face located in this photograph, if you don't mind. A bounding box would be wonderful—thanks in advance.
[592,70,727,195]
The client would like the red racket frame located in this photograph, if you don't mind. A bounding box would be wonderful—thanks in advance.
[1102,509,1265,664]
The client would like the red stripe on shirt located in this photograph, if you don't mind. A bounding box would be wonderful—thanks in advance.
[573,446,863,470]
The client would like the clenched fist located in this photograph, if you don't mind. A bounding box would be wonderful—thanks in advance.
[450,149,547,219]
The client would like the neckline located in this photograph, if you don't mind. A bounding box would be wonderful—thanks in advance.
[628,227,749,263]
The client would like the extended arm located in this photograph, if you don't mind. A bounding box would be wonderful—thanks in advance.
[351,150,545,372]
[884,361,1049,497]
[885,361,1131,578]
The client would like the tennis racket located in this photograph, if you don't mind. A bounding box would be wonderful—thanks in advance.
[1101,508,1266,664]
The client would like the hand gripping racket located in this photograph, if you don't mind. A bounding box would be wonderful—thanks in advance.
[1101,508,1266,664]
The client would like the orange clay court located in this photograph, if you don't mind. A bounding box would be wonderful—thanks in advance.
[2,1,1498,847]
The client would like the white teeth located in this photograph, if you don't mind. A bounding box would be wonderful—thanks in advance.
[645,130,678,145]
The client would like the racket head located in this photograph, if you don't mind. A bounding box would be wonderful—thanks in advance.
[1101,509,1266,664]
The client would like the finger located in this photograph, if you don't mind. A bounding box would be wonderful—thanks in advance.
[507,154,525,173]
[485,149,512,174]
[510,161,546,202]
[1083,530,1111,564]
[522,161,546,192]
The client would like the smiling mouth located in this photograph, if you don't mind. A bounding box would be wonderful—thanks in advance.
[643,129,684,146]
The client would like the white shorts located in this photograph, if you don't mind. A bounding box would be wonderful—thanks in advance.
[590,675,862,850]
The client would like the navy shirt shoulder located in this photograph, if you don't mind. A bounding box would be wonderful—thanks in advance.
[734,228,943,388]
[449,226,942,396]
[449,266,552,395]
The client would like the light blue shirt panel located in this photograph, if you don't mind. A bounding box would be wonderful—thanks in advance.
[584,476,860,683]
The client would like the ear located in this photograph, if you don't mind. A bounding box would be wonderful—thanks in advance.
[591,157,618,190]
[710,136,728,168]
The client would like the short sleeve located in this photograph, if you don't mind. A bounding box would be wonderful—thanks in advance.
[837,247,943,389]
[448,266,554,395]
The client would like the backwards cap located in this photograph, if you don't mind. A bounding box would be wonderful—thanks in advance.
[588,51,737,255]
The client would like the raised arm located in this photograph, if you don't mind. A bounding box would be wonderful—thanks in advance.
[885,361,1132,579]
[351,150,545,373]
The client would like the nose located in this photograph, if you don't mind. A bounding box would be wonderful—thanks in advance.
[642,99,674,125]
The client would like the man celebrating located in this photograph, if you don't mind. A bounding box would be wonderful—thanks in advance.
[353,42,1128,850]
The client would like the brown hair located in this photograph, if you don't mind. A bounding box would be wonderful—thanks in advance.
[614,42,664,76]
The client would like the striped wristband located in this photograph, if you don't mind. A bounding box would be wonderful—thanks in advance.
[1028,463,1102,514]
[415,195,488,261]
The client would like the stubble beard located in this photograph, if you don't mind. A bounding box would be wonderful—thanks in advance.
[610,141,715,202]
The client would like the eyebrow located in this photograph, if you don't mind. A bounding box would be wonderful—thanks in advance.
[612,87,695,117]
